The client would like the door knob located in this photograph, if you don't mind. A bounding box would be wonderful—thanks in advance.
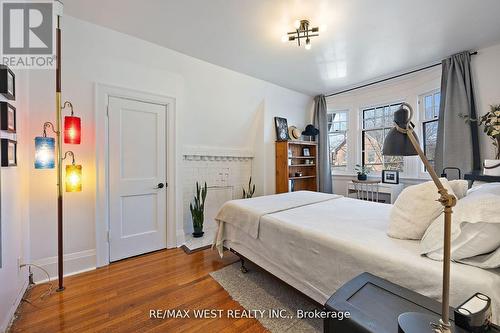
[156,183,165,189]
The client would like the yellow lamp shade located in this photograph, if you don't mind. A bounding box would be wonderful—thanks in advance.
[65,164,82,192]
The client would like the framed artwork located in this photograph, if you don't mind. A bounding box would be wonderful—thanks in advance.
[0,102,16,132]
[1,139,17,167]
[302,147,310,157]
[382,170,399,184]
[0,65,15,100]
[274,117,290,141]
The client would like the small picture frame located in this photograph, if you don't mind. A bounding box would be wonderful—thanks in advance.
[302,147,310,157]
[274,117,290,141]
[0,65,16,100]
[1,139,17,167]
[382,170,399,184]
[0,102,16,132]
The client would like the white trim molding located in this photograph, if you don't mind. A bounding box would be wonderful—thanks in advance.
[182,145,253,161]
[95,83,177,267]
[31,249,96,283]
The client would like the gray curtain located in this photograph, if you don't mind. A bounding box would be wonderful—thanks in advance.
[435,51,481,176]
[313,95,333,193]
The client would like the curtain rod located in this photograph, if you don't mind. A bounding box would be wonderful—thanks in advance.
[325,51,478,97]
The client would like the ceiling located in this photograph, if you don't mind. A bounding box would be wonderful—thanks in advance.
[64,0,500,96]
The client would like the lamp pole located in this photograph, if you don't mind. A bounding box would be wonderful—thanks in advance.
[395,103,456,333]
[55,13,65,292]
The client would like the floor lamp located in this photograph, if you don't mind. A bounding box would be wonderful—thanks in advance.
[33,5,82,292]
[382,102,457,333]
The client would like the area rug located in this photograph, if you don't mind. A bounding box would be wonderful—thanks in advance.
[210,262,322,332]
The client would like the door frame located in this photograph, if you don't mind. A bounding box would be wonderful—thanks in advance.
[95,83,176,267]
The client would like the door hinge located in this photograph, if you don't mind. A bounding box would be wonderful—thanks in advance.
[107,230,110,242]
[106,105,109,117]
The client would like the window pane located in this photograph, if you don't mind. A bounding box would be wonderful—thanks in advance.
[433,106,439,119]
[425,95,433,108]
[363,109,375,129]
[329,132,347,167]
[434,93,440,108]
[424,120,439,168]
[363,129,384,165]
[362,103,404,171]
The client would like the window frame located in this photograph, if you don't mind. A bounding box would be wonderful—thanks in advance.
[327,109,349,171]
[418,89,441,177]
[359,101,405,173]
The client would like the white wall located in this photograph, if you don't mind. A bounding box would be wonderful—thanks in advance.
[472,43,500,159]
[327,42,500,196]
[0,71,30,332]
[27,16,311,280]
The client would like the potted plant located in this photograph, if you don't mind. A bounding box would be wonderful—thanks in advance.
[242,177,256,199]
[355,164,370,181]
[462,104,500,175]
[190,181,207,238]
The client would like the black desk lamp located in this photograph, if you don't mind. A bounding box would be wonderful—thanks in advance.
[383,103,457,333]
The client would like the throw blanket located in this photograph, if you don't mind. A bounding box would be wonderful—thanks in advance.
[213,191,340,256]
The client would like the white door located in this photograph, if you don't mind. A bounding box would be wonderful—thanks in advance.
[108,96,167,262]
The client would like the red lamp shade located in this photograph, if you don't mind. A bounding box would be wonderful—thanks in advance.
[64,116,81,144]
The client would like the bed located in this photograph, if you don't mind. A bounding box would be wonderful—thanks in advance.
[213,191,500,324]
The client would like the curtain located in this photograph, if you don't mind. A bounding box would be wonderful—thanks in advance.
[313,95,333,193]
[435,51,481,176]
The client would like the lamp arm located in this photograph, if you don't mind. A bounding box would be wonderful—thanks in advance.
[62,101,74,116]
[62,151,76,165]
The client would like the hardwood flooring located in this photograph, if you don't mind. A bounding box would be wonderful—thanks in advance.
[10,248,267,333]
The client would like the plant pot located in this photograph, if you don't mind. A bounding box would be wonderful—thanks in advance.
[192,229,204,238]
[484,159,500,176]
[357,173,367,181]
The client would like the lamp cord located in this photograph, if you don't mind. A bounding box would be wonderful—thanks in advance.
[19,263,54,306]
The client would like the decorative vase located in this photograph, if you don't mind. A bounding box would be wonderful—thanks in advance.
[483,159,500,176]
[357,173,367,181]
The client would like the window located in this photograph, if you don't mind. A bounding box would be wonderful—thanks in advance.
[328,111,348,169]
[421,90,440,169]
[361,103,404,172]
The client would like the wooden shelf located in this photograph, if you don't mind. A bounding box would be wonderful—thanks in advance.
[286,140,317,146]
[276,141,318,193]
[289,175,316,180]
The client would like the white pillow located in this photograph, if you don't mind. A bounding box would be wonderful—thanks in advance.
[449,179,468,200]
[387,178,456,240]
[421,183,500,268]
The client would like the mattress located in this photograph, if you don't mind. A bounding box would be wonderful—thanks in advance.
[217,196,500,323]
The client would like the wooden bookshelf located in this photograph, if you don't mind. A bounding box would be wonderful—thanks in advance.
[275,141,318,193]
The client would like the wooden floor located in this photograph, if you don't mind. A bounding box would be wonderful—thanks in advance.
[10,248,267,333]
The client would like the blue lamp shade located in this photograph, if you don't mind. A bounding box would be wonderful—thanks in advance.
[34,137,55,169]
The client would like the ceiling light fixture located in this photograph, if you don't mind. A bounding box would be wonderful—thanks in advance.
[282,19,320,50]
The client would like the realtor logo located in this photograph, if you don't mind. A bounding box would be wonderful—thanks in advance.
[1,1,55,69]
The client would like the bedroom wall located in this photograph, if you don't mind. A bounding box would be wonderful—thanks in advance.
[327,42,500,196]
[0,71,30,332]
[472,43,500,159]
[26,16,311,280]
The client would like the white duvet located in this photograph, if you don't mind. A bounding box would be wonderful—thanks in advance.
[213,193,500,324]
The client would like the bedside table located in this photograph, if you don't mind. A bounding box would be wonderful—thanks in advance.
[324,273,498,333]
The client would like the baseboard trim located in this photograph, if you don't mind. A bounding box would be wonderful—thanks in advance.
[2,280,28,333]
[31,249,97,283]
